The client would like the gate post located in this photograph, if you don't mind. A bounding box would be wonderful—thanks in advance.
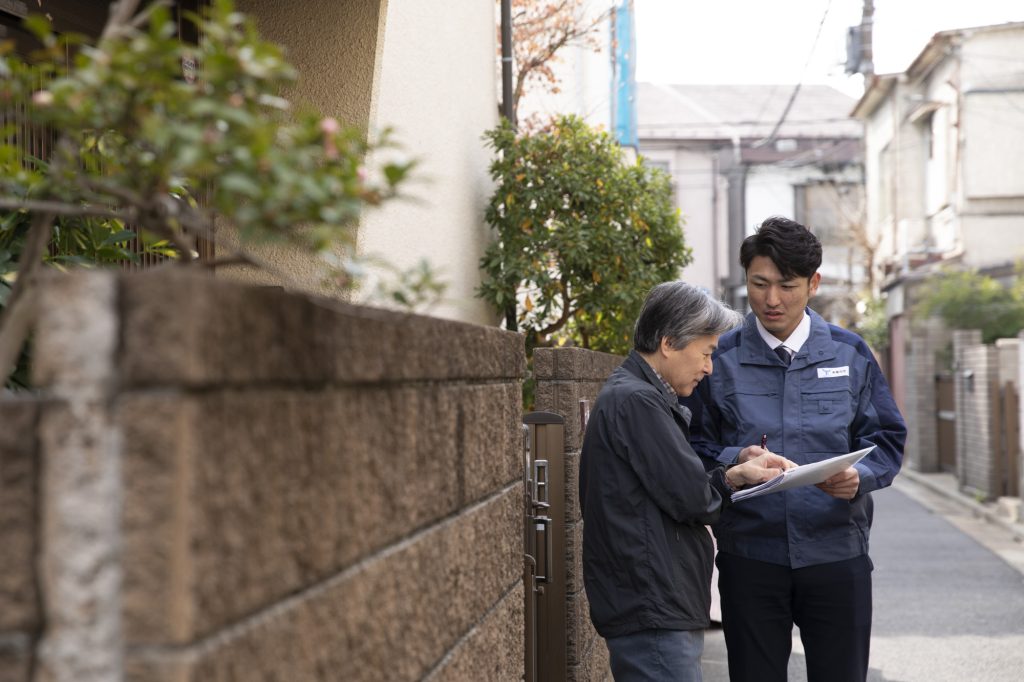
[523,412,566,682]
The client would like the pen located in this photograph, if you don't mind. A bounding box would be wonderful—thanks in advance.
[760,434,768,449]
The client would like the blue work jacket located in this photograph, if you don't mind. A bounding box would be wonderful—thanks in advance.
[682,309,906,569]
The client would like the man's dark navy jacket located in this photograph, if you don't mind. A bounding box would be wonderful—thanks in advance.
[580,351,734,638]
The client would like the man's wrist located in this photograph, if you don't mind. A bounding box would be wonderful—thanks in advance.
[723,465,740,491]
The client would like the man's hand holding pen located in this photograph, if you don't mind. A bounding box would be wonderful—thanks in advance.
[729,434,797,490]
[737,433,790,466]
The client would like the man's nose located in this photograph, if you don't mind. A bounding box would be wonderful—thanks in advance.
[765,286,781,306]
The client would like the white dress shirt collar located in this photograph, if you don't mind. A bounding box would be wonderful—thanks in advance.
[755,310,811,356]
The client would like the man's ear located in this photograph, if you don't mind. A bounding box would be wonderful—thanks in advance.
[659,337,674,356]
[808,272,821,296]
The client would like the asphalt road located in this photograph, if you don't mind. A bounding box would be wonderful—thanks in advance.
[702,480,1024,681]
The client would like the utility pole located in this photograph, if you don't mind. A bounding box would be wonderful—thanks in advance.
[846,0,874,80]
[859,0,874,79]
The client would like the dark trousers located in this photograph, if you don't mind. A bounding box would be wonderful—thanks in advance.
[716,552,873,682]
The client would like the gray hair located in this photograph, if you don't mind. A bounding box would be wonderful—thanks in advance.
[633,281,743,353]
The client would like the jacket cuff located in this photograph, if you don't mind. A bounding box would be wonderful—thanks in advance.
[853,462,876,496]
[718,446,742,466]
[710,467,735,505]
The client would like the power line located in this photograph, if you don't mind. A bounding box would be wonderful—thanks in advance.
[755,0,835,147]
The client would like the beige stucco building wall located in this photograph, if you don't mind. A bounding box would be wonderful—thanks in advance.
[356,0,499,324]
[219,1,387,298]
[225,1,499,325]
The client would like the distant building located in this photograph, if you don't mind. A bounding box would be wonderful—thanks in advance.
[852,21,1024,410]
[638,83,866,322]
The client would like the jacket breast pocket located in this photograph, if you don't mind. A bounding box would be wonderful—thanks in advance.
[800,383,853,452]
[723,385,778,437]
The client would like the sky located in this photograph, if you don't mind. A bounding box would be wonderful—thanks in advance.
[633,0,1024,98]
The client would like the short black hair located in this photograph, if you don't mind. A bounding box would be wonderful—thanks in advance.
[739,216,822,280]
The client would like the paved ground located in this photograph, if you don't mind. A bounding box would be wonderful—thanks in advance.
[701,475,1024,681]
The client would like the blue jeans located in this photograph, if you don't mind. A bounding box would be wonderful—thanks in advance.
[605,628,705,682]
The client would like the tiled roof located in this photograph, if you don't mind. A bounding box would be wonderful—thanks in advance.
[638,83,862,141]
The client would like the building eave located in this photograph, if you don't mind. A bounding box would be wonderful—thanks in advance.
[851,74,898,120]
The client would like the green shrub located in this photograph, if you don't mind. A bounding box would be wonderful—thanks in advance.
[478,115,691,356]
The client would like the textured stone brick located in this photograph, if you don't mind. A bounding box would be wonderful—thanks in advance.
[566,589,599,667]
[533,348,622,383]
[565,519,585,597]
[119,377,523,643]
[118,271,525,388]
[0,641,31,682]
[425,583,524,681]
[0,400,40,634]
[33,273,121,682]
[454,383,522,504]
[118,395,197,644]
[535,381,604,453]
[36,401,122,682]
[126,485,522,682]
[570,631,611,682]
[565,451,583,523]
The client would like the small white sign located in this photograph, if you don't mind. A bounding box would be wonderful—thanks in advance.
[817,366,850,378]
[182,53,197,84]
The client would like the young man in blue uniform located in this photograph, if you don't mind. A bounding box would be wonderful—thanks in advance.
[683,217,906,682]
[580,281,792,682]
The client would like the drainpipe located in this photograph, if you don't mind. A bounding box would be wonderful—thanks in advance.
[500,0,516,127]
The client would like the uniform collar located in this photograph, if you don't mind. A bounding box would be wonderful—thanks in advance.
[755,311,810,355]
[739,308,836,367]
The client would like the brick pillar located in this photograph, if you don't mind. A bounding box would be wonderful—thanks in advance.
[905,316,949,472]
[533,347,621,682]
[953,330,1002,499]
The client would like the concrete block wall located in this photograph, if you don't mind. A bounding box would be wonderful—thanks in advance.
[0,270,526,682]
[0,399,41,682]
[953,330,1000,499]
[996,338,1020,499]
[533,347,623,682]
[1018,332,1024,502]
[904,317,950,472]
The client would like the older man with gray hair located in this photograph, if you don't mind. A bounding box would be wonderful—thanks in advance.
[580,281,792,682]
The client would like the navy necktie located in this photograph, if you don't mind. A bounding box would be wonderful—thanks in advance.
[774,345,792,366]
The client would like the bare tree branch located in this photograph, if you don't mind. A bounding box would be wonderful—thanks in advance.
[100,0,144,41]
[538,275,573,337]
[0,198,136,223]
[0,212,55,385]
[508,0,611,120]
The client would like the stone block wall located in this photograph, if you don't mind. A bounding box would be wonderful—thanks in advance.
[996,339,1021,498]
[0,399,40,682]
[0,270,526,682]
[533,347,623,682]
[903,317,950,472]
[953,330,1000,499]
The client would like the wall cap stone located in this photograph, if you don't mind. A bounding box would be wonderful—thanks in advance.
[111,270,526,387]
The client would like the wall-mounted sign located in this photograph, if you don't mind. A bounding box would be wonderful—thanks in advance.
[182,52,197,84]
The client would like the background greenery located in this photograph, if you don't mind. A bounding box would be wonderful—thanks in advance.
[478,115,691,357]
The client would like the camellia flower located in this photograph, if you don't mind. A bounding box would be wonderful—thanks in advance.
[320,117,340,159]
